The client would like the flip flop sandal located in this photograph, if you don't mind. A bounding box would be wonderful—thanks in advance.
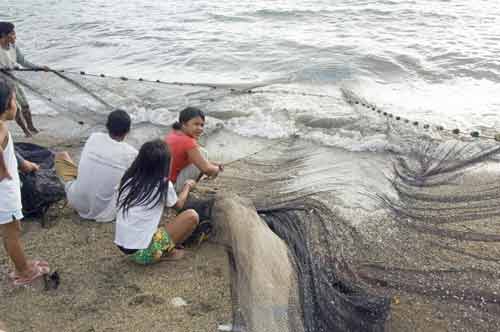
[12,264,49,287]
[9,260,49,280]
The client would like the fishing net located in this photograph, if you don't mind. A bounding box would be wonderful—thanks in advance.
[4,68,500,331]
[0,69,237,130]
[210,133,500,332]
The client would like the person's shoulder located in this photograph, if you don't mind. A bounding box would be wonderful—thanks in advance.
[81,132,107,154]
[121,141,138,155]
[176,132,197,145]
[0,122,8,137]
[165,130,179,142]
[86,132,104,143]
[0,123,9,150]
[91,132,106,139]
[82,132,101,147]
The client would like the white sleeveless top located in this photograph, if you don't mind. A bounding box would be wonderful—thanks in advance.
[0,132,22,215]
[0,45,18,69]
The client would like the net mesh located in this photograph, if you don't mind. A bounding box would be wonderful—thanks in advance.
[3,69,500,331]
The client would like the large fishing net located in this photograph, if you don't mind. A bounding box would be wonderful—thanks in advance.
[3,68,500,331]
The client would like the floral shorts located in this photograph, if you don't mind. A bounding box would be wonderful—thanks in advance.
[129,228,175,265]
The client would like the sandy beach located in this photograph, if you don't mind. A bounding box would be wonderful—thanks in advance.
[0,115,232,332]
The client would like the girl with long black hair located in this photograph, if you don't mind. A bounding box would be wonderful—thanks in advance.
[114,139,198,264]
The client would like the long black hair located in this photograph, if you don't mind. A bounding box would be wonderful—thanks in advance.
[0,77,14,115]
[172,106,205,130]
[117,139,171,214]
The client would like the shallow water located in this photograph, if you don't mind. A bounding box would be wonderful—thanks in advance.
[3,0,500,211]
[3,0,500,135]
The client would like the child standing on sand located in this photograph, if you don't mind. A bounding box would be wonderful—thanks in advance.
[114,139,199,264]
[0,78,49,286]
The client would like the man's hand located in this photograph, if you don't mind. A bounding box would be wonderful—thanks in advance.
[20,160,39,173]
[41,65,51,71]
[183,179,196,191]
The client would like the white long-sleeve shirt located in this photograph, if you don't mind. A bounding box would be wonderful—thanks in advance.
[0,43,39,69]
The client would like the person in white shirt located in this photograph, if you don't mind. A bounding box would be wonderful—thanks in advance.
[55,109,137,222]
[0,22,50,137]
[114,139,199,264]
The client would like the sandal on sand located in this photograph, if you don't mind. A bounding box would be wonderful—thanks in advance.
[12,264,50,287]
[9,260,49,280]
[161,249,186,261]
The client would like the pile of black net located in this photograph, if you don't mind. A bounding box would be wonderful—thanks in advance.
[210,135,500,332]
[4,69,500,331]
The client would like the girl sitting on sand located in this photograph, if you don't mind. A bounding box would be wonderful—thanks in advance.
[0,77,49,286]
[114,139,199,264]
[165,107,222,192]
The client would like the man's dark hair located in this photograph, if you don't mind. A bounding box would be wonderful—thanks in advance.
[0,22,15,38]
[106,109,131,137]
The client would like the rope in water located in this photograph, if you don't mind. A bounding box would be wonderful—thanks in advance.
[342,93,500,142]
[10,68,225,90]
[244,89,336,99]
[11,68,341,98]
[9,68,500,142]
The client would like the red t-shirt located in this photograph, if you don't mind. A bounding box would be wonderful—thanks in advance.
[165,131,198,182]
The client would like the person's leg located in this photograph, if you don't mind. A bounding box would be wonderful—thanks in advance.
[14,105,32,137]
[0,220,32,278]
[175,165,202,192]
[164,209,199,244]
[22,107,38,134]
[127,210,199,265]
[14,85,34,137]
[54,151,78,182]
[55,151,75,164]
[15,85,38,134]
[128,227,178,265]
